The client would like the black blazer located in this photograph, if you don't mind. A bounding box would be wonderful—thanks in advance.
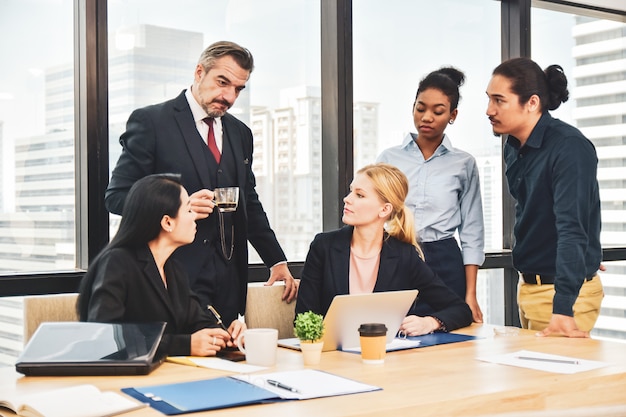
[78,245,214,356]
[104,91,286,315]
[295,226,472,331]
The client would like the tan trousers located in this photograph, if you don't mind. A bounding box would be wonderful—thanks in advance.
[517,274,604,332]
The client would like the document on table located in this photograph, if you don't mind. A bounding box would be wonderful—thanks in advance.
[231,369,381,400]
[0,384,145,417]
[167,356,265,373]
[477,349,608,374]
[341,337,421,353]
[122,369,381,415]
[341,332,479,353]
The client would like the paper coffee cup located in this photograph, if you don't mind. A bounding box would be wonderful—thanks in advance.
[358,323,387,364]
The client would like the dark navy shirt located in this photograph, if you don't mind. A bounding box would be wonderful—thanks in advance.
[504,112,601,316]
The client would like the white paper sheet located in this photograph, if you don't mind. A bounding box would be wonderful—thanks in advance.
[341,337,421,353]
[186,357,266,373]
[477,349,609,374]
[232,369,381,400]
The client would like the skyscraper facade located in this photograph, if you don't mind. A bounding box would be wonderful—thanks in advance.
[572,17,626,339]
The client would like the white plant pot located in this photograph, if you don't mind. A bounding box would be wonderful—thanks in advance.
[299,340,324,366]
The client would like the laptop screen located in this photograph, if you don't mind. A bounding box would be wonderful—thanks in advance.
[16,321,166,376]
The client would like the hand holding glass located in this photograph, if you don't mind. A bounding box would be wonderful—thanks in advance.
[213,187,239,212]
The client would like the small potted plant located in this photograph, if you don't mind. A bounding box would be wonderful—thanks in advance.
[294,311,325,365]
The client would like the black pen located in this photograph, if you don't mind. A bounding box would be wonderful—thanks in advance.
[516,356,579,365]
[267,379,301,393]
[207,305,232,339]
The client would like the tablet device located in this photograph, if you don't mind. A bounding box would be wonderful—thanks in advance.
[279,289,418,351]
[16,321,166,376]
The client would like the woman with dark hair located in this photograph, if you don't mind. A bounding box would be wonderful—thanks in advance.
[296,163,472,336]
[377,67,485,322]
[78,173,245,356]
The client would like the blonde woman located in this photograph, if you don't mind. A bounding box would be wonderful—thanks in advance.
[296,163,472,336]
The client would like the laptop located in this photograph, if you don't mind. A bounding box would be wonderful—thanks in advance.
[16,321,167,376]
[279,289,418,352]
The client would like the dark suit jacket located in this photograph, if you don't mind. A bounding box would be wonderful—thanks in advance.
[104,91,286,317]
[78,245,214,356]
[295,226,473,331]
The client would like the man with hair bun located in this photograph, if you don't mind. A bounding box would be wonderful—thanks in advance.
[486,57,604,337]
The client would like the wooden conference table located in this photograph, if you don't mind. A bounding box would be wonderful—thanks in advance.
[2,324,626,417]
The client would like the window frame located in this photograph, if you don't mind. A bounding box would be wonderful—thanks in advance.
[1,0,626,329]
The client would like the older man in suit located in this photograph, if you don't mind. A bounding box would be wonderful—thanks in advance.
[105,41,297,326]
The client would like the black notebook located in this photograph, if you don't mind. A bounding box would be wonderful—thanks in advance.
[16,321,166,376]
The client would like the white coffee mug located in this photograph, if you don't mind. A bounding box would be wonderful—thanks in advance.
[236,328,278,366]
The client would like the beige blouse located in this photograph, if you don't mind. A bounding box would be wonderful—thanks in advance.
[349,250,381,294]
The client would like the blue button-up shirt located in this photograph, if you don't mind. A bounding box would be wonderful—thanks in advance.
[377,133,485,266]
[504,112,602,316]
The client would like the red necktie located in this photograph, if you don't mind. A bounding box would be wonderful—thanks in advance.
[203,117,221,163]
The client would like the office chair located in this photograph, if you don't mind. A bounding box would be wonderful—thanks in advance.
[244,282,297,339]
[22,293,79,345]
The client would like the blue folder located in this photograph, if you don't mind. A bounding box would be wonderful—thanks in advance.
[340,332,479,354]
[122,377,279,415]
[407,332,479,347]
[122,369,381,415]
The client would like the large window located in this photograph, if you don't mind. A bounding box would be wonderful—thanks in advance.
[353,0,505,324]
[0,0,75,365]
[0,0,75,274]
[107,0,322,263]
[1,0,626,367]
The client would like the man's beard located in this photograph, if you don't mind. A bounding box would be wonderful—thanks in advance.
[204,100,231,118]
[206,109,226,118]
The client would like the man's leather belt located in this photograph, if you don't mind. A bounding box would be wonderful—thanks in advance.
[521,273,596,285]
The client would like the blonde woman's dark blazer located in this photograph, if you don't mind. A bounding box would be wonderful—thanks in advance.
[296,226,472,331]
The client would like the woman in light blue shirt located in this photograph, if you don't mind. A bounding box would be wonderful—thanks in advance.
[377,67,485,322]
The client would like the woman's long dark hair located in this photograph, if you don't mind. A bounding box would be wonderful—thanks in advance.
[77,173,184,319]
[110,173,184,249]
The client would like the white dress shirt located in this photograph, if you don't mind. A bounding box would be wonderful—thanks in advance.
[185,87,223,152]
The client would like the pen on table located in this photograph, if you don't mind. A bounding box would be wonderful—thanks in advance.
[267,379,301,393]
[516,356,579,365]
[207,305,232,339]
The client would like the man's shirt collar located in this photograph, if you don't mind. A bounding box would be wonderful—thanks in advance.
[507,112,552,150]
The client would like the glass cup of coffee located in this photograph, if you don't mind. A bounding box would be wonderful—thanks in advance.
[213,187,239,212]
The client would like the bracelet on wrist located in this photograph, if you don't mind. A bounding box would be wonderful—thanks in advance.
[431,316,447,333]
